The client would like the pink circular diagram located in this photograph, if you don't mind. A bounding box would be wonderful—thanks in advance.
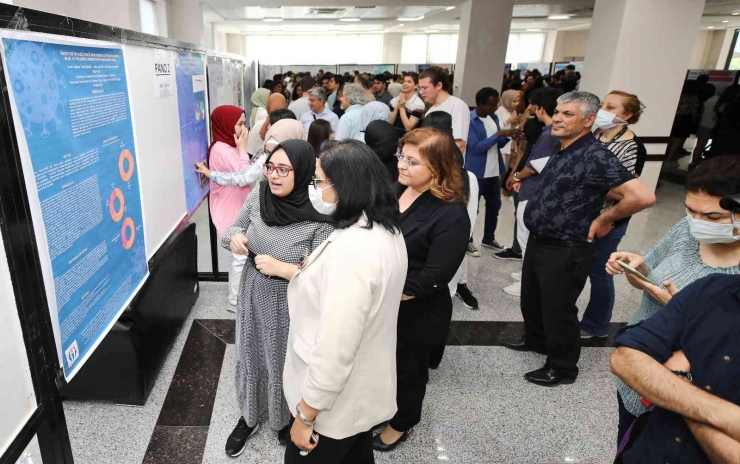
[119,149,134,182]
[109,188,124,222]
[121,218,135,250]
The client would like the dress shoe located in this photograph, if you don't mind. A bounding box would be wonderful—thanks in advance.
[502,336,546,355]
[372,430,410,452]
[524,366,576,387]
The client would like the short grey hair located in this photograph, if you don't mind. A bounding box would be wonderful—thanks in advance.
[557,91,600,118]
[307,87,327,101]
[342,83,367,105]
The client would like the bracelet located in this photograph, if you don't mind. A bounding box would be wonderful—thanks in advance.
[672,370,693,382]
[296,403,315,426]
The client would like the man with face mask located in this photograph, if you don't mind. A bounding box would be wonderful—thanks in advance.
[502,91,656,387]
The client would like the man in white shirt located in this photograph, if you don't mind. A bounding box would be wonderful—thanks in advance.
[288,75,315,121]
[419,66,470,154]
[299,87,339,134]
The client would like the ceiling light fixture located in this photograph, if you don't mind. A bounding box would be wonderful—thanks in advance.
[548,14,570,20]
[723,20,730,23]
[425,29,440,33]
[708,26,714,28]
[398,15,425,21]
[446,6,455,11]
[263,17,283,22]
[527,28,542,31]
[340,18,361,22]
[734,13,740,16]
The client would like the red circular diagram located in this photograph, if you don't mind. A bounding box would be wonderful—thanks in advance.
[121,218,135,250]
[119,149,134,182]
[109,188,124,222]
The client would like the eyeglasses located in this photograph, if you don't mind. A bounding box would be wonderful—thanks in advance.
[310,177,332,188]
[263,163,294,177]
[395,150,426,168]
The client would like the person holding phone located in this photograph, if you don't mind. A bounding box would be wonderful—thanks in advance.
[605,155,740,444]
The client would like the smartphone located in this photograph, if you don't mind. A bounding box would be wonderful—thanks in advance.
[616,260,653,284]
[310,433,319,445]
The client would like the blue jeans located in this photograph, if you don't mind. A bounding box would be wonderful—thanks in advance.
[478,177,502,244]
[580,221,629,336]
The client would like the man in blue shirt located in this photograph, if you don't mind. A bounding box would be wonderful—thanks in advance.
[503,91,656,387]
[465,87,516,251]
[299,87,339,134]
[611,272,740,464]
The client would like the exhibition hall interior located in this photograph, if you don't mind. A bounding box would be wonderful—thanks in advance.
[1,0,739,463]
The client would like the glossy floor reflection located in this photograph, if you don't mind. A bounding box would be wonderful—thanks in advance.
[58,182,688,463]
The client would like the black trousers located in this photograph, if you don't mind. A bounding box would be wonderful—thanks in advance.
[510,193,522,254]
[520,238,595,376]
[284,430,374,464]
[388,336,435,432]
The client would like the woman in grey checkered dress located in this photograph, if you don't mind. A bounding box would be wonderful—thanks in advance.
[221,139,334,456]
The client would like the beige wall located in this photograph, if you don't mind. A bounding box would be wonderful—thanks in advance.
[550,30,590,62]
[687,29,736,70]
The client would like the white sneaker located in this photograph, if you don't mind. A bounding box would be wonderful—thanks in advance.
[503,282,521,297]
[511,272,522,282]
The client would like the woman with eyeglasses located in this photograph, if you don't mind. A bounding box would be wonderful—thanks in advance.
[373,128,470,452]
[220,137,334,457]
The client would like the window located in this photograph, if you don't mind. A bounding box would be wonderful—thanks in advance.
[401,35,428,64]
[401,34,458,64]
[506,33,546,65]
[139,0,158,36]
[245,34,383,65]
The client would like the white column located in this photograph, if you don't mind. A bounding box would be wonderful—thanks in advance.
[453,0,514,105]
[382,33,403,64]
[579,0,706,191]
[167,0,204,46]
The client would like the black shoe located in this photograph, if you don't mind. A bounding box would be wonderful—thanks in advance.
[225,417,259,457]
[372,430,410,452]
[455,284,479,309]
[502,336,546,355]
[481,240,505,251]
[278,423,291,446]
[494,248,523,261]
[524,366,576,387]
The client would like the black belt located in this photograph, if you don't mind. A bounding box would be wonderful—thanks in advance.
[247,252,288,282]
[531,234,592,248]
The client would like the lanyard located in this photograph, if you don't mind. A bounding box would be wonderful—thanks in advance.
[600,126,627,145]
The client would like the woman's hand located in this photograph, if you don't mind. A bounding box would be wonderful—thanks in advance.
[605,252,645,276]
[254,255,297,280]
[401,294,415,301]
[630,279,680,306]
[194,160,212,179]
[664,350,690,373]
[506,114,519,125]
[230,233,249,255]
[290,419,317,455]
[234,128,250,154]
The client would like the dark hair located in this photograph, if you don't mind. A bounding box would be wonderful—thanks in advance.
[509,80,522,91]
[356,75,371,90]
[307,119,333,157]
[269,109,296,126]
[330,74,345,86]
[475,87,500,105]
[404,72,419,85]
[263,79,275,91]
[419,66,451,93]
[566,64,576,71]
[322,73,332,82]
[319,140,400,232]
[286,71,293,77]
[373,74,387,83]
[685,156,740,198]
[529,89,559,117]
[291,83,302,102]
[272,73,283,83]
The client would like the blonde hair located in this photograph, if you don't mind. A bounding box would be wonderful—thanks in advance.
[399,128,465,204]
[607,90,645,124]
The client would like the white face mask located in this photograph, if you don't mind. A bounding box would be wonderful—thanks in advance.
[595,109,628,130]
[687,213,740,244]
[308,184,337,215]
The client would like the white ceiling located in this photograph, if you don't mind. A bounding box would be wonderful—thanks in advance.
[206,1,740,35]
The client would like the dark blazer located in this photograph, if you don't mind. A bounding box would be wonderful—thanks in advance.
[396,186,470,343]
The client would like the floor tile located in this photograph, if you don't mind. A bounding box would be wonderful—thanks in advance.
[142,426,208,464]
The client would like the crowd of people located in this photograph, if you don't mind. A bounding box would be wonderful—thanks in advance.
[194,65,739,464]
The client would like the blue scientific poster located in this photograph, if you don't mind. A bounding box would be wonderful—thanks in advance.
[2,37,148,380]
[175,52,209,215]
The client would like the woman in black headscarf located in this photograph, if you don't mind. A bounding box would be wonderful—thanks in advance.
[364,120,401,182]
[221,139,335,456]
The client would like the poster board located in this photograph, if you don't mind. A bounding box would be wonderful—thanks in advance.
[0,235,37,457]
[686,69,739,96]
[124,45,188,258]
[337,64,396,75]
[0,32,149,381]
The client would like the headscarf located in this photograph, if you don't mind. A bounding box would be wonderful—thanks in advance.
[264,119,307,149]
[420,112,470,198]
[259,139,333,227]
[250,88,270,126]
[364,120,400,182]
[207,105,245,162]
[500,89,520,112]
[360,101,391,132]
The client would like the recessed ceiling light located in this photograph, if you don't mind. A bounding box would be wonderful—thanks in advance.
[708,26,714,29]
[446,6,455,11]
[263,18,283,22]
[548,15,570,20]
[398,15,425,21]
[734,13,740,16]
[527,28,542,31]
[425,29,440,33]
[340,18,360,22]
[723,20,730,23]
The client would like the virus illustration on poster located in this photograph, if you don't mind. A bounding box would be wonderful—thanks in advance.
[6,41,65,139]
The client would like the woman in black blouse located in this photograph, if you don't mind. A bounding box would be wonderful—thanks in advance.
[373,127,471,452]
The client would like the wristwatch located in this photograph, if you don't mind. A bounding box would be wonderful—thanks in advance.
[296,403,315,426]
[513,171,522,182]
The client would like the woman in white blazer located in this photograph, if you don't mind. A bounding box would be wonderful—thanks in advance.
[258,140,408,463]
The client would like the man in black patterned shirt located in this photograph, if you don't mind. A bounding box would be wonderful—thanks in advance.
[503,91,656,387]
